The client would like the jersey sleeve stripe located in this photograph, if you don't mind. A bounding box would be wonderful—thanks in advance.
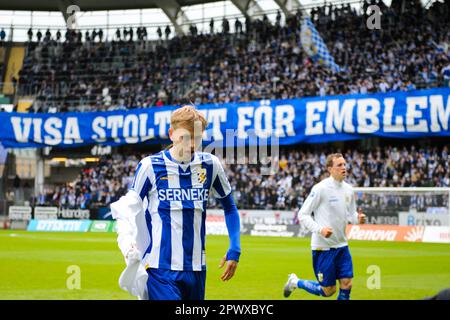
[202,155,214,254]
[139,178,152,200]
[130,162,142,190]
[130,157,153,200]
[179,164,195,271]
[212,175,226,198]
[149,153,172,270]
[142,209,153,259]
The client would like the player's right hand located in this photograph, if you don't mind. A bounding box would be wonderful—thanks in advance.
[219,255,238,281]
[320,227,333,238]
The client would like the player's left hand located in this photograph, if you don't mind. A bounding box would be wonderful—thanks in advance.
[219,255,238,281]
[358,208,366,224]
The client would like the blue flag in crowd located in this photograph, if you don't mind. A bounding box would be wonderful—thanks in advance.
[300,16,342,73]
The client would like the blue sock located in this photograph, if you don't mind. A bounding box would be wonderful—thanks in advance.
[297,279,326,297]
[337,288,351,300]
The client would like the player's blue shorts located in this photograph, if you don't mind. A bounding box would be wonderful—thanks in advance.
[312,246,353,287]
[146,268,206,300]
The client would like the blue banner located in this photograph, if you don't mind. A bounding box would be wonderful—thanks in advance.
[0,88,449,148]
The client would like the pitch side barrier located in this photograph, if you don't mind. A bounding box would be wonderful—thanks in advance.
[6,203,449,243]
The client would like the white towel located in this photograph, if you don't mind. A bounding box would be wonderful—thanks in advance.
[118,257,148,300]
[111,190,149,300]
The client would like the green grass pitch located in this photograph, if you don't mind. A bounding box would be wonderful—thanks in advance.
[1,230,449,300]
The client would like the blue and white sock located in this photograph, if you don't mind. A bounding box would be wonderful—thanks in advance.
[337,288,351,300]
[297,279,326,297]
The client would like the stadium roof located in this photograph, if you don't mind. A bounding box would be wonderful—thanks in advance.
[0,0,220,11]
[0,0,301,34]
[0,0,304,36]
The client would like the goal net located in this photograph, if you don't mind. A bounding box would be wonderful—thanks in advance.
[353,187,450,228]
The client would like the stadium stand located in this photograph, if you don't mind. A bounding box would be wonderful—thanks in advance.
[15,0,450,112]
[30,144,449,210]
[1,0,449,212]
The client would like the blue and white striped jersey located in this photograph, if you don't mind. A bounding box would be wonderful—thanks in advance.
[129,150,232,271]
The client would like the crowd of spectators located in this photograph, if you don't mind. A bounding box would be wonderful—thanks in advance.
[25,26,157,43]
[35,154,140,209]
[36,144,449,212]
[16,0,450,112]
[224,144,449,211]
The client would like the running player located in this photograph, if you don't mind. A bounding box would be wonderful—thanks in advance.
[283,153,365,300]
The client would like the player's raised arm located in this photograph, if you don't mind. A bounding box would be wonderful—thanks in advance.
[211,155,241,281]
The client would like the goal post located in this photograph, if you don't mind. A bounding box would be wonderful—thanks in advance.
[353,187,450,228]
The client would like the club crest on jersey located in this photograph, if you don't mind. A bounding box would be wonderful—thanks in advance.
[193,167,207,184]
[318,272,323,282]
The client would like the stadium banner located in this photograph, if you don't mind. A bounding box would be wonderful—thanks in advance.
[365,215,399,225]
[57,208,92,219]
[34,206,58,220]
[244,223,311,237]
[422,226,450,243]
[8,206,32,221]
[346,225,425,242]
[210,209,402,226]
[205,213,311,237]
[0,88,449,148]
[206,219,228,236]
[205,221,310,237]
[398,212,449,226]
[27,219,92,232]
[9,206,94,220]
[89,220,113,232]
[208,209,297,225]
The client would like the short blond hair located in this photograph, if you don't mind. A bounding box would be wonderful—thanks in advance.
[170,105,208,131]
[326,153,343,168]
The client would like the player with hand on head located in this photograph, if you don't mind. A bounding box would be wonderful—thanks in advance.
[111,105,241,300]
[283,153,366,300]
